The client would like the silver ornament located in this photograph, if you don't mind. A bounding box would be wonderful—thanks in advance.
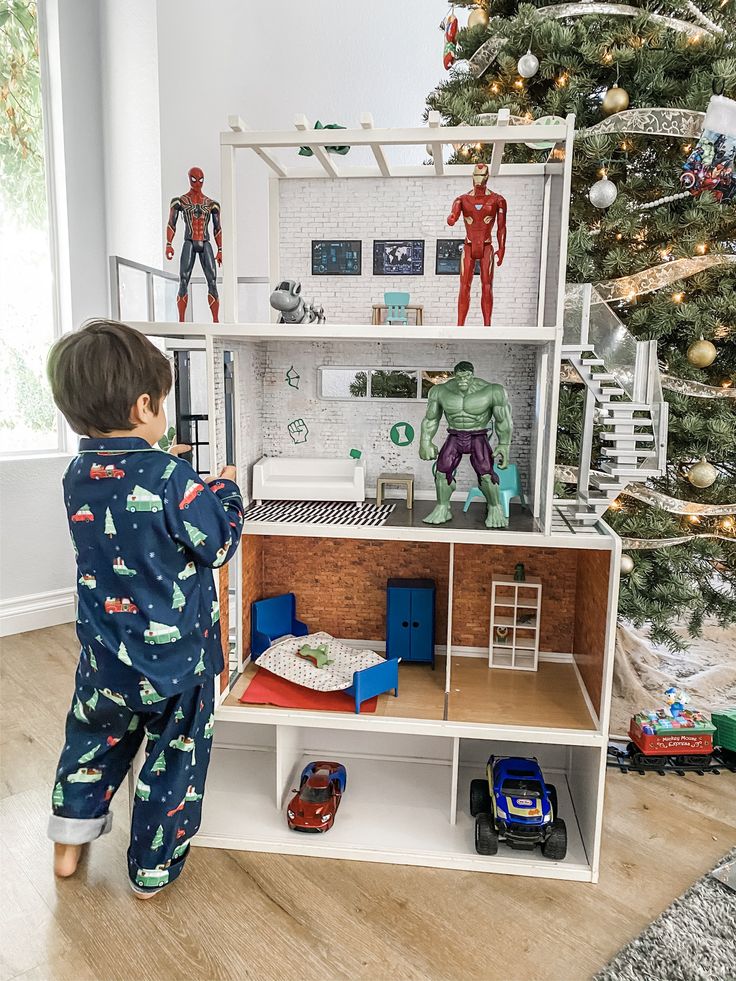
[620,553,634,576]
[517,49,539,78]
[589,176,618,209]
[687,457,718,489]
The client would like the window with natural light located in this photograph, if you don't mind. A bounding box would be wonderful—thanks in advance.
[0,1,58,453]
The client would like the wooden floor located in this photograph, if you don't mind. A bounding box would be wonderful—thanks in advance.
[2,624,735,981]
[226,655,594,729]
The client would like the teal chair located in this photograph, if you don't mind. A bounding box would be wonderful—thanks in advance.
[463,464,525,517]
[384,291,410,325]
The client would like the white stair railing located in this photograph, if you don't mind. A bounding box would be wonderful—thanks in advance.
[559,285,669,524]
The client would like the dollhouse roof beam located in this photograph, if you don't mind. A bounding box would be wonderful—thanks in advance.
[294,114,340,178]
[227,115,288,178]
[359,113,391,177]
[489,108,510,176]
[220,122,571,151]
[427,111,445,176]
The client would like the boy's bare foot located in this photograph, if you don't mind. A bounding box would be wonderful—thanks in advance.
[54,842,83,877]
[132,889,158,900]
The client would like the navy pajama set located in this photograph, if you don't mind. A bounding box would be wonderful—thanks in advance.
[48,437,243,893]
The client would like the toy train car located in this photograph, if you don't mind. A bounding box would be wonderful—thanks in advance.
[608,708,736,774]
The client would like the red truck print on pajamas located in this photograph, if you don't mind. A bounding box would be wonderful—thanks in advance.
[90,463,125,480]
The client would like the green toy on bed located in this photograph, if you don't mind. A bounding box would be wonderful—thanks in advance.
[298,643,334,669]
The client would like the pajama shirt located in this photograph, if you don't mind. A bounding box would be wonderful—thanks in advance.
[48,436,244,892]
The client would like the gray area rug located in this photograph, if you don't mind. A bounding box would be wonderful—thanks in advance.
[594,850,736,981]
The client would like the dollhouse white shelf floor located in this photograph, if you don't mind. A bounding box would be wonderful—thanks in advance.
[240,501,610,547]
[195,747,592,880]
[134,322,558,344]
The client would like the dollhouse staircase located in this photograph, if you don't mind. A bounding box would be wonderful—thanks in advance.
[556,285,669,529]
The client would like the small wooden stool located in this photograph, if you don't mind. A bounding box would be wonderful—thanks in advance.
[376,472,414,509]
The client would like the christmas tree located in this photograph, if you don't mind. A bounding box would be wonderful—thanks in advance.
[85,689,98,712]
[194,649,206,675]
[117,641,132,666]
[427,1,735,650]
[174,706,185,722]
[152,751,166,775]
[171,582,186,611]
[104,507,117,538]
[52,781,64,809]
[184,520,207,548]
[73,697,88,723]
[78,744,100,764]
[151,824,164,850]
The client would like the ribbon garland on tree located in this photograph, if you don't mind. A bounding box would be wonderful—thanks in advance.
[555,467,736,517]
[621,532,734,548]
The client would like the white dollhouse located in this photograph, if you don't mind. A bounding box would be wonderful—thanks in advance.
[126,111,668,882]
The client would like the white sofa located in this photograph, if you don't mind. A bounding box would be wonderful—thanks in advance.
[252,456,366,505]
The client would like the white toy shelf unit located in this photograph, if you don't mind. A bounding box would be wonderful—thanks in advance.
[129,110,634,885]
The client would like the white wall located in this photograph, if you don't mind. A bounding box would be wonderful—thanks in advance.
[277,175,545,326]
[155,0,442,279]
[256,340,537,499]
[99,0,163,268]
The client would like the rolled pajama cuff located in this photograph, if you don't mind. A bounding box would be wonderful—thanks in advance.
[47,811,113,845]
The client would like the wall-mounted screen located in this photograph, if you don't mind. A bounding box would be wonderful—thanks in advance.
[311,240,362,275]
[372,240,424,276]
[435,239,480,275]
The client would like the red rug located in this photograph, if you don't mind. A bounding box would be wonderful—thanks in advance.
[239,668,378,713]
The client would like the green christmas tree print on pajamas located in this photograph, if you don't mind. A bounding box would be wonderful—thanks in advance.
[49,666,215,893]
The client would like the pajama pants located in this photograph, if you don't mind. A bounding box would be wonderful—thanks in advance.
[48,666,215,893]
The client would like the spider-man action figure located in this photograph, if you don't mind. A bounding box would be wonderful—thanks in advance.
[166,167,222,322]
[447,163,507,326]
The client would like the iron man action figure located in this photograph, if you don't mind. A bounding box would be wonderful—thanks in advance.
[166,167,222,322]
[447,163,507,326]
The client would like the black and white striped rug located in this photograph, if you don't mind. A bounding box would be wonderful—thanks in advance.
[243,499,396,527]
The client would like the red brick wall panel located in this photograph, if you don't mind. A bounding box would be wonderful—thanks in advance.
[452,545,578,651]
[251,536,450,643]
[572,548,610,715]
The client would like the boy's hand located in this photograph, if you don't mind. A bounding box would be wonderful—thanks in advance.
[206,466,236,483]
[169,444,191,457]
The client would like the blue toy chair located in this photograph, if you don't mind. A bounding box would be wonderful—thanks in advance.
[463,464,525,517]
[384,291,410,325]
[251,593,308,659]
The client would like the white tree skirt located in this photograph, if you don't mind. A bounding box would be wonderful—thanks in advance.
[610,620,736,738]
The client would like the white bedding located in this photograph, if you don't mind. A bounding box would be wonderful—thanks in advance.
[257,631,385,691]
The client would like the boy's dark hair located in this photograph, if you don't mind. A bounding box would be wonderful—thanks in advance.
[47,320,172,435]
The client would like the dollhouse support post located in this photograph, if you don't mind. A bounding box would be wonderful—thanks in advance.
[427,111,445,176]
[489,108,509,176]
[360,113,391,177]
[220,140,238,322]
[577,386,596,506]
[444,543,455,700]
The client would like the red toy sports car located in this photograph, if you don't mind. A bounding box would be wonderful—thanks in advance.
[286,761,347,833]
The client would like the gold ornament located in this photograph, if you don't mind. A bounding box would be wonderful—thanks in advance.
[468,5,490,27]
[620,554,634,576]
[601,85,630,116]
[687,337,717,368]
[687,457,718,489]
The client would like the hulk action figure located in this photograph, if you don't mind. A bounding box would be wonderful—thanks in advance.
[419,361,513,528]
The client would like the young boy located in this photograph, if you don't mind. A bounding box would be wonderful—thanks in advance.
[46,320,244,897]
